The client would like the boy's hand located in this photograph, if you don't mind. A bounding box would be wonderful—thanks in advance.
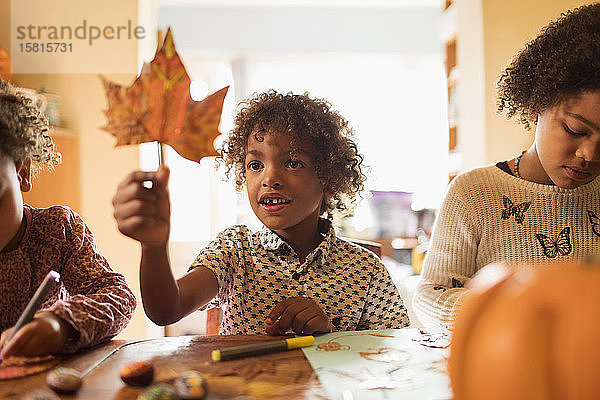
[112,166,171,246]
[0,312,76,359]
[265,296,331,335]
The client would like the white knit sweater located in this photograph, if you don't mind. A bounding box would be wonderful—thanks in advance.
[413,164,600,327]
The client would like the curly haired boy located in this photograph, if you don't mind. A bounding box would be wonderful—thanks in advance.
[114,90,410,334]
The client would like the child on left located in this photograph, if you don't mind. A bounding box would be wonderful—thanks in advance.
[0,79,136,359]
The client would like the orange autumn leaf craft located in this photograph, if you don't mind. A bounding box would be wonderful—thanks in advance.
[101,28,229,162]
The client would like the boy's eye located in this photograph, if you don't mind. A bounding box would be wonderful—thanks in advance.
[564,124,586,137]
[286,160,304,169]
[246,160,263,171]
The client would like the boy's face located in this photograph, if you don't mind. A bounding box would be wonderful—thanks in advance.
[534,91,600,188]
[245,129,325,241]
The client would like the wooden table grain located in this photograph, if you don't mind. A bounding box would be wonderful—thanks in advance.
[0,335,327,399]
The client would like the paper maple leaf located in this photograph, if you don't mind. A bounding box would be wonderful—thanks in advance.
[101,28,229,162]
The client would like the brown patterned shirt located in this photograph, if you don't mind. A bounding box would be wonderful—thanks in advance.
[0,205,136,353]
[190,219,410,334]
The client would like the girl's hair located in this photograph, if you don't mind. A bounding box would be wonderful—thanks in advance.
[0,79,60,175]
[220,90,366,219]
[497,3,600,129]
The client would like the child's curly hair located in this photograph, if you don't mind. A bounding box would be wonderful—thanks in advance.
[497,3,600,130]
[0,79,61,175]
[220,90,366,219]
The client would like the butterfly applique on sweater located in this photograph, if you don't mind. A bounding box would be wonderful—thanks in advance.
[501,195,530,224]
[588,210,600,237]
[535,227,572,258]
[433,277,463,292]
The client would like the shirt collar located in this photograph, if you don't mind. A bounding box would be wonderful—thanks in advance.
[259,218,335,263]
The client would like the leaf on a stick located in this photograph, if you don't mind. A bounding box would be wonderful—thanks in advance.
[101,28,228,162]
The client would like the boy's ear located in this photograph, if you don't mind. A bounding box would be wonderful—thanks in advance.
[16,159,32,192]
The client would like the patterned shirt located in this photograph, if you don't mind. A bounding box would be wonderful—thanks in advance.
[0,205,136,353]
[414,165,600,327]
[190,219,410,334]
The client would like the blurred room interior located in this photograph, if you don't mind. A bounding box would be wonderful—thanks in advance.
[0,0,588,338]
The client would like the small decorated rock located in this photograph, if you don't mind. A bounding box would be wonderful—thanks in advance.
[173,370,206,399]
[137,383,179,400]
[46,367,82,394]
[21,390,60,400]
[120,360,154,386]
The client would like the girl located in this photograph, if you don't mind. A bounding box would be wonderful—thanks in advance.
[113,90,409,335]
[414,3,600,327]
[0,79,136,358]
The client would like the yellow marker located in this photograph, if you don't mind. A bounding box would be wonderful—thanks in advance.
[211,336,315,362]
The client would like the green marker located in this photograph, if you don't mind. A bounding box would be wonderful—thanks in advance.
[211,336,315,362]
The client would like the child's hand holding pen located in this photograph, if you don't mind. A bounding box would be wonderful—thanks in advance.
[112,166,171,246]
[0,270,73,360]
[265,296,332,335]
[0,312,77,359]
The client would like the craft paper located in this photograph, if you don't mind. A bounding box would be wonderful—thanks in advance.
[302,328,452,400]
[101,28,229,163]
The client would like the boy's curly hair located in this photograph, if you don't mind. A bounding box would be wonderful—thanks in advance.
[0,79,61,175]
[220,90,366,219]
[497,3,600,130]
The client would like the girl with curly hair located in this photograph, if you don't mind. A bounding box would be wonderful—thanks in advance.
[414,3,600,327]
[113,90,409,335]
[0,79,136,359]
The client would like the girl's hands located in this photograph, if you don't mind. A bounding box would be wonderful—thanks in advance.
[112,166,171,246]
[0,312,76,359]
[265,296,332,335]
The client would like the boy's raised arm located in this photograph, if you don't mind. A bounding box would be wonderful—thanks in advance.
[139,241,219,325]
[113,166,217,325]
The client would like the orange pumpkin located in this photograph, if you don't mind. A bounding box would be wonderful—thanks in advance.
[449,262,600,400]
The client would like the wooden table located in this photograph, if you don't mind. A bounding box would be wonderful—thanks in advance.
[1,335,327,399]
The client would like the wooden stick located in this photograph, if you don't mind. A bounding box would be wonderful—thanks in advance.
[157,141,166,167]
[155,29,166,169]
